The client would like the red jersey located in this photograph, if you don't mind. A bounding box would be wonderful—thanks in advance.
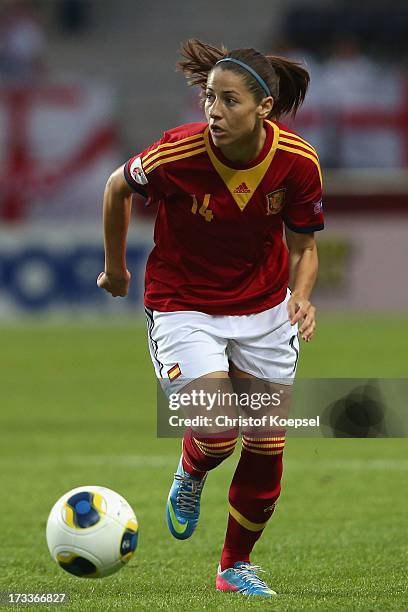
[124,120,324,315]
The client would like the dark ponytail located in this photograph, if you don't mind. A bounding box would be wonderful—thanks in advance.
[177,39,310,120]
[264,56,309,119]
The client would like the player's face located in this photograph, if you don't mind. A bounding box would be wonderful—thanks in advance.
[204,68,272,157]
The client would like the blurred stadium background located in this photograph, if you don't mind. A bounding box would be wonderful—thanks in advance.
[1,1,407,609]
[1,0,408,316]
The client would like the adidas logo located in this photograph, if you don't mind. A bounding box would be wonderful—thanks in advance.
[233,182,251,194]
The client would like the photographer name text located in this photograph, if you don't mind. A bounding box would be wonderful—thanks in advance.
[167,415,320,429]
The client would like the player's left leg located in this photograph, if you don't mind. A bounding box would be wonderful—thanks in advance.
[216,368,286,596]
[216,292,298,596]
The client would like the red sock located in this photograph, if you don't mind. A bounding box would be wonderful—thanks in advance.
[182,427,238,478]
[220,433,285,570]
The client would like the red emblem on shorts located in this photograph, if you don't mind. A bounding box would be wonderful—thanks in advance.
[168,363,182,381]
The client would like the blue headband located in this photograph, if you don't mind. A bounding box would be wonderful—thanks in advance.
[215,58,271,97]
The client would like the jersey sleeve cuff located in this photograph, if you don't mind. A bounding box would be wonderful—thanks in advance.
[284,220,324,233]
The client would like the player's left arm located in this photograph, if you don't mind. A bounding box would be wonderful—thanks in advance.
[283,149,324,342]
[285,228,318,342]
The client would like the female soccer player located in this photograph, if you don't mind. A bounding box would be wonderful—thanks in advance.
[98,39,324,597]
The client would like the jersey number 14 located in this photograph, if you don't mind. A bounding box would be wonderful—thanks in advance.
[190,194,214,222]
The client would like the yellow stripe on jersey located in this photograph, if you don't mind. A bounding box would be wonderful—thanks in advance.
[278,136,318,157]
[279,129,317,152]
[143,145,207,175]
[204,121,280,211]
[277,144,322,185]
[142,135,205,168]
[142,132,205,162]
[143,139,204,170]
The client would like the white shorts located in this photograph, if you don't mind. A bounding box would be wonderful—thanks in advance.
[145,290,299,395]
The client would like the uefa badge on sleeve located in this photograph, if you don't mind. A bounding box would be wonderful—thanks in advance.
[130,157,148,185]
[313,199,323,215]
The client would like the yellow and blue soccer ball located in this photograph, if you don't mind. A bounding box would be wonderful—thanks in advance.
[46,486,138,578]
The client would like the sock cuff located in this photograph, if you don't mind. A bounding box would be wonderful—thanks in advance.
[242,434,285,455]
[194,436,237,457]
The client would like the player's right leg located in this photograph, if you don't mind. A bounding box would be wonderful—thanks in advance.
[166,372,238,540]
[166,452,207,540]
[144,309,239,540]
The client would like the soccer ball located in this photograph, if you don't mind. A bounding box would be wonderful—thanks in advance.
[46,486,138,578]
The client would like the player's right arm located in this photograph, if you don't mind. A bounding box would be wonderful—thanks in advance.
[97,165,133,297]
[97,124,202,297]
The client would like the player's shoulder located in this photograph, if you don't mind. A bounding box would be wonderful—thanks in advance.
[273,121,321,181]
[141,123,207,175]
[161,122,207,144]
[274,121,319,162]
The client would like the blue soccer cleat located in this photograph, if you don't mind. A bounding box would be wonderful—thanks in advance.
[166,456,207,540]
[216,562,277,596]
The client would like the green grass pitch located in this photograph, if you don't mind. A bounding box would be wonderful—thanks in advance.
[1,315,407,611]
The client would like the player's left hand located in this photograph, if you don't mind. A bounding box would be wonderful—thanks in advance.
[287,294,316,342]
[97,270,131,297]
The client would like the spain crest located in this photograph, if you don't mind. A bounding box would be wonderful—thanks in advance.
[266,188,286,215]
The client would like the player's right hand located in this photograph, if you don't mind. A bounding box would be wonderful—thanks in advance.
[97,270,131,297]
